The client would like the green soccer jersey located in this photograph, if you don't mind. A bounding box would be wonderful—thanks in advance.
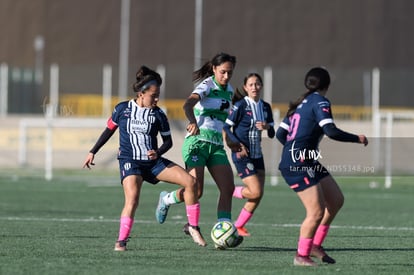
[190,76,233,145]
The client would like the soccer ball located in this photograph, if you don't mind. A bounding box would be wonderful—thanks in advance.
[210,221,239,249]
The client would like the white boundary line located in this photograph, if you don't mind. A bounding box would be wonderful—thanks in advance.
[1,216,413,231]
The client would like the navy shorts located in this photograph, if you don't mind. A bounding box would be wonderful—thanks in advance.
[279,162,330,192]
[231,153,265,179]
[118,157,172,184]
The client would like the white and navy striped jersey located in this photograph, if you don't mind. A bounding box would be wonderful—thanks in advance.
[107,99,171,160]
[225,97,274,158]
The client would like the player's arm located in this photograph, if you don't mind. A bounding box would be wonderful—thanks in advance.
[223,123,242,152]
[89,117,118,154]
[316,99,368,146]
[323,123,368,145]
[83,118,118,169]
[183,93,200,135]
[276,127,287,145]
[83,128,116,169]
[267,125,275,139]
[263,102,275,138]
[275,118,289,145]
[156,134,173,156]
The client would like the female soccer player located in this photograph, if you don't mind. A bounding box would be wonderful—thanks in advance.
[83,65,206,251]
[155,52,243,248]
[276,67,368,266]
[223,73,275,237]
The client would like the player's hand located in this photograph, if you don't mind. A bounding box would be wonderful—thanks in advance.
[236,144,249,158]
[226,138,241,152]
[147,150,158,160]
[255,121,269,130]
[358,135,368,146]
[83,152,95,169]
[186,122,200,135]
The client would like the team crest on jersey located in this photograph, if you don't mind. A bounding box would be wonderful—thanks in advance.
[148,115,156,123]
[247,162,255,171]
[124,162,131,170]
[307,168,315,178]
[123,108,131,117]
[191,155,199,162]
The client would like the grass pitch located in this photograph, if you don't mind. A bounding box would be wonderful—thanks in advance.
[0,169,413,275]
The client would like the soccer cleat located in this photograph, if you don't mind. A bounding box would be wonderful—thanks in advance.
[182,222,190,235]
[310,245,336,264]
[155,191,170,224]
[293,253,318,267]
[114,238,129,251]
[188,225,207,247]
[236,226,251,237]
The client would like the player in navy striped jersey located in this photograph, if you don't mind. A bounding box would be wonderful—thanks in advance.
[223,73,275,237]
[276,67,368,266]
[83,66,206,251]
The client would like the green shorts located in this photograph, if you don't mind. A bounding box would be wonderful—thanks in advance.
[182,135,230,168]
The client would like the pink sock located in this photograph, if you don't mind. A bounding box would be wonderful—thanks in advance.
[118,216,134,241]
[297,237,313,257]
[186,203,200,227]
[233,186,244,199]
[234,208,253,228]
[313,224,330,246]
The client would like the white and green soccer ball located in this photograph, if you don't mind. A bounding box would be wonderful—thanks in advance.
[210,221,239,249]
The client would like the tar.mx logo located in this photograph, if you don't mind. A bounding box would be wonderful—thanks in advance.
[289,140,322,163]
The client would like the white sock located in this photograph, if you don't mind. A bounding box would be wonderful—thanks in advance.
[163,191,180,205]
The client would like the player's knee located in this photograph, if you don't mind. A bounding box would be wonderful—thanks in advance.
[250,189,263,200]
[308,208,324,224]
[243,184,263,200]
[182,174,196,189]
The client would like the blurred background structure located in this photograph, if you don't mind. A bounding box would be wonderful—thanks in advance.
[0,0,413,183]
[1,0,414,114]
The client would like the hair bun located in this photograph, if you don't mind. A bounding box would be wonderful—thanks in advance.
[133,65,162,93]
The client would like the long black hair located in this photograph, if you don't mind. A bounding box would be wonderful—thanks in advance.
[193,52,236,83]
[286,67,330,117]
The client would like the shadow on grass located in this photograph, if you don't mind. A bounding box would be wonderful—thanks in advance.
[331,247,414,252]
[234,246,414,253]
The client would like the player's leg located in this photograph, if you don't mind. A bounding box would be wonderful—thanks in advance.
[208,163,243,248]
[310,175,343,264]
[208,163,235,221]
[156,163,206,246]
[115,174,143,251]
[181,166,205,235]
[318,174,344,225]
[294,184,324,266]
[155,138,206,224]
[233,169,265,236]
[155,165,204,224]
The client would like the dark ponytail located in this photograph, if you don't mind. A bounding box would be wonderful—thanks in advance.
[286,67,330,117]
[193,52,236,83]
[232,88,246,104]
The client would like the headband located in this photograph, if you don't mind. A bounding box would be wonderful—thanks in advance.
[139,80,159,92]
